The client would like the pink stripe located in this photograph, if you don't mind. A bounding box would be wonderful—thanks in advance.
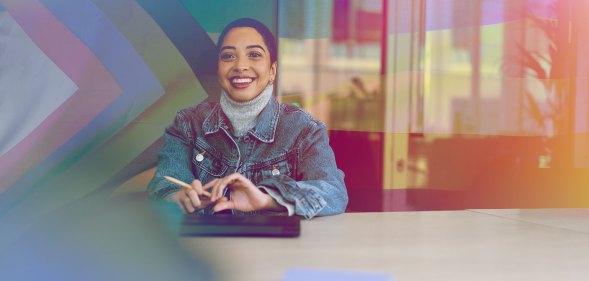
[0,0,122,192]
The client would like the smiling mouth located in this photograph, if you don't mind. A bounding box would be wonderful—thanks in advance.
[230,77,255,89]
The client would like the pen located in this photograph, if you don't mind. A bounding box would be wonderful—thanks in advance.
[164,176,212,198]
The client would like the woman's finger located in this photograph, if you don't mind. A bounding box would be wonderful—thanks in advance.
[226,173,243,183]
[202,178,219,191]
[213,198,235,213]
[186,188,202,209]
[217,174,240,199]
[211,179,226,202]
[201,178,220,201]
[216,179,228,200]
[204,174,246,201]
[191,179,204,195]
[224,173,255,191]
[182,195,195,213]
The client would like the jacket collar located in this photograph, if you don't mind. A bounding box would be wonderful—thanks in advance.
[202,96,280,143]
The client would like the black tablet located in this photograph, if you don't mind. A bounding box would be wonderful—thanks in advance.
[181,214,301,237]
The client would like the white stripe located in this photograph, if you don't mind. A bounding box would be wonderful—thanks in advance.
[0,11,78,157]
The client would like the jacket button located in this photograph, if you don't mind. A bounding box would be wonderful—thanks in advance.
[272,168,280,176]
[195,153,204,162]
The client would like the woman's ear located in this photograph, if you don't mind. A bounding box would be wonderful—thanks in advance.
[270,61,277,81]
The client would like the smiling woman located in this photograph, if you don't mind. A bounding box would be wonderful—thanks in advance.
[147,18,348,219]
[217,26,276,102]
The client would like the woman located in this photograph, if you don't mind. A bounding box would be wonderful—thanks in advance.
[148,18,347,219]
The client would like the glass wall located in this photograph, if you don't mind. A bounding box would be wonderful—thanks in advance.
[278,0,384,132]
[277,0,589,211]
[278,0,386,211]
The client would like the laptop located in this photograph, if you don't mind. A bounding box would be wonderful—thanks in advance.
[181,214,301,237]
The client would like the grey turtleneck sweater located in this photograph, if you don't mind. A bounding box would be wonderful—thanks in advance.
[220,84,273,137]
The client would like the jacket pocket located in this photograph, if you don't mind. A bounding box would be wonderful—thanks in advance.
[192,140,228,185]
[246,152,296,185]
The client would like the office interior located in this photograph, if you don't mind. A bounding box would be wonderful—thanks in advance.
[1,1,589,280]
[1,0,589,222]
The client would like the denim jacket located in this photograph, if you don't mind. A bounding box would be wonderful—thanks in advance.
[147,96,348,219]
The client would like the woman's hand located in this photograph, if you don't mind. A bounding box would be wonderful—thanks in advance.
[168,179,212,213]
[203,173,283,213]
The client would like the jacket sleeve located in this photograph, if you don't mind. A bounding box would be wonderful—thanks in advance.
[257,121,348,219]
[147,112,195,200]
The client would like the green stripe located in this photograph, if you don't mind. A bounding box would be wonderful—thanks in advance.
[180,0,277,33]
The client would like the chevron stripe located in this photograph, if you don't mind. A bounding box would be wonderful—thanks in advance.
[88,0,208,189]
[0,0,170,214]
[137,0,220,96]
[0,0,215,226]
[0,0,121,194]
[0,12,78,158]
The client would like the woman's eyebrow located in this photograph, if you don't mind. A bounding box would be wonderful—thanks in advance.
[220,46,236,51]
[246,45,266,52]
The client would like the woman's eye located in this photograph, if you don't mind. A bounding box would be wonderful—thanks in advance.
[248,52,262,58]
[220,53,235,61]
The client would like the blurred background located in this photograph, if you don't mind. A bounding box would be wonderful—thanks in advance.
[1,0,588,226]
[275,0,589,211]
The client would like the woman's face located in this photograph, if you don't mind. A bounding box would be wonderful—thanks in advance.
[218,27,276,102]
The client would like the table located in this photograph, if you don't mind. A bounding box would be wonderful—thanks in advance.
[180,209,589,281]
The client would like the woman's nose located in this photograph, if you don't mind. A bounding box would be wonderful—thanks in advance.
[234,66,249,72]
[233,57,249,72]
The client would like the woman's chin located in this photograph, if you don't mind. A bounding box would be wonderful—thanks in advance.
[226,87,263,102]
[227,91,255,102]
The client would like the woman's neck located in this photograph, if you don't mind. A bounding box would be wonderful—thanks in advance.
[220,84,273,137]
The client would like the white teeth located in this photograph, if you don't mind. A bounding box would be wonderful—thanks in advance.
[232,78,253,84]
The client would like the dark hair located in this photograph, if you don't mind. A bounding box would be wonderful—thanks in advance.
[217,18,277,64]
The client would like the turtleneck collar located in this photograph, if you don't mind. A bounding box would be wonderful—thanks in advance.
[220,84,274,137]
